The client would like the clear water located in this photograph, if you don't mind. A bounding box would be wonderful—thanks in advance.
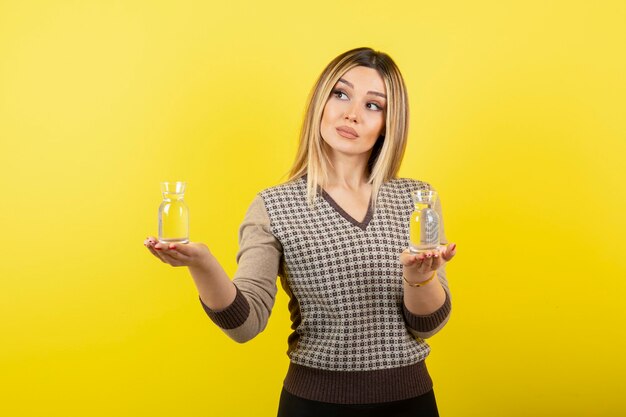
[409,206,439,253]
[158,196,189,244]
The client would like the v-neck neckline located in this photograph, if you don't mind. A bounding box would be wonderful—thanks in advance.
[321,189,374,230]
[301,175,375,231]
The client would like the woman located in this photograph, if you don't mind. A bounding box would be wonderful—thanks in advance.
[144,47,457,417]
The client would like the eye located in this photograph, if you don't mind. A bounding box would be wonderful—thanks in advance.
[367,102,383,111]
[332,89,348,100]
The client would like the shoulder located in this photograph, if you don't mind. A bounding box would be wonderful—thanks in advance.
[385,177,435,192]
[258,177,306,201]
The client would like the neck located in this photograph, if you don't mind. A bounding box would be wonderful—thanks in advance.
[324,151,372,190]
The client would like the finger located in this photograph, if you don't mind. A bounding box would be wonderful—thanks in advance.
[153,248,170,263]
[419,253,434,272]
[154,241,168,251]
[150,240,180,264]
[169,244,195,263]
[162,249,188,267]
[431,256,444,270]
[154,243,179,261]
[410,253,425,270]
[432,249,444,269]
[171,243,192,255]
[165,245,192,262]
[400,250,418,266]
[147,245,167,262]
[144,238,167,263]
[442,243,457,262]
[158,250,183,266]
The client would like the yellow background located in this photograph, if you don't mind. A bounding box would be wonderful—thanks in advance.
[1,1,625,416]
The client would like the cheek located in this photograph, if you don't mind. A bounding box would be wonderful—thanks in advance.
[367,115,385,137]
[320,104,335,140]
[320,111,330,136]
[320,102,331,124]
[322,100,340,121]
[377,113,386,134]
[320,101,342,134]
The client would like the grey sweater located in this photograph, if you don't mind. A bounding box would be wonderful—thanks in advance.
[200,176,452,404]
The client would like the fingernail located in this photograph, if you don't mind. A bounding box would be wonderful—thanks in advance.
[450,243,457,251]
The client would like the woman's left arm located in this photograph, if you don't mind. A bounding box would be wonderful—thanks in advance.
[400,194,457,339]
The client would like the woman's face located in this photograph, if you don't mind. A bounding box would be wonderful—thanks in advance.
[320,66,386,161]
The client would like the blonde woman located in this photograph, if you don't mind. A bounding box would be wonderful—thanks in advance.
[144,47,457,417]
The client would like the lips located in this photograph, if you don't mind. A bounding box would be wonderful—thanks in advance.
[336,126,359,139]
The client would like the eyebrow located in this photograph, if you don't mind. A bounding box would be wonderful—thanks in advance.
[338,78,387,99]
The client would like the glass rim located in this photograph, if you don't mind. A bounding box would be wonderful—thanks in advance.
[411,189,438,204]
[410,189,437,195]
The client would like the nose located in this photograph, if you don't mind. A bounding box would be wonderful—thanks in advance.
[344,105,359,123]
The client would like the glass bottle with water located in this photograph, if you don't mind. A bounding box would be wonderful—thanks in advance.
[409,189,439,254]
[158,181,189,244]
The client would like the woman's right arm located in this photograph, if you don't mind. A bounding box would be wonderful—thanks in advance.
[143,194,283,343]
[189,253,238,311]
[143,238,237,310]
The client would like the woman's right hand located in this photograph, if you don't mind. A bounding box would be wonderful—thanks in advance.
[143,236,212,269]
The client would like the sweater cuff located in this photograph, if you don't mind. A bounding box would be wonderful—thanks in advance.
[402,289,451,332]
[199,284,250,329]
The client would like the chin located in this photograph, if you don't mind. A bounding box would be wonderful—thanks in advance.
[322,136,373,156]
[331,146,371,157]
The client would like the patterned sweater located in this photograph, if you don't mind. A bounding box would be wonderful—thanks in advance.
[200,175,452,404]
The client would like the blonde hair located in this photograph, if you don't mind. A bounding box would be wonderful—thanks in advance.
[285,47,410,209]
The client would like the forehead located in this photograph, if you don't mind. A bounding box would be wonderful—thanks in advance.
[338,66,386,94]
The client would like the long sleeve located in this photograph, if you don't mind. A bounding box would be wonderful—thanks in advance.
[199,194,283,343]
[402,191,452,339]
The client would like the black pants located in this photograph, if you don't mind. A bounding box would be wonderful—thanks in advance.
[276,387,439,417]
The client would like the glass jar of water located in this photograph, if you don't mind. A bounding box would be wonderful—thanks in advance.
[409,189,439,254]
[158,181,189,244]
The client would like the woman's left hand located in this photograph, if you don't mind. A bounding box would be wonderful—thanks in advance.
[400,243,457,282]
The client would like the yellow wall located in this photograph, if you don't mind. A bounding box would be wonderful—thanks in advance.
[1,1,625,416]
